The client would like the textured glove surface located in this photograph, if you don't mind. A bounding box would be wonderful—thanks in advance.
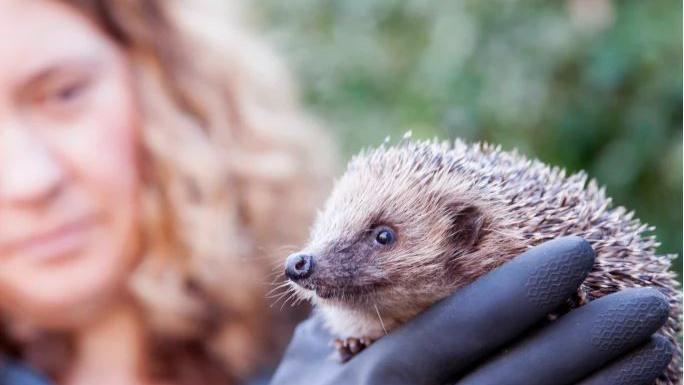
[270,237,673,385]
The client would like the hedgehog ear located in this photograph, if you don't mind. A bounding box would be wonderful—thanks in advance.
[446,203,486,249]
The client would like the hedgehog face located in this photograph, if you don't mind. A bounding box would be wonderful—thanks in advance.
[284,220,401,303]
[285,144,489,312]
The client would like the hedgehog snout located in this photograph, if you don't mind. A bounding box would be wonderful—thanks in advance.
[285,253,315,281]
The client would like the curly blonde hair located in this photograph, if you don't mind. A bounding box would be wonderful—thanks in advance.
[2,0,335,383]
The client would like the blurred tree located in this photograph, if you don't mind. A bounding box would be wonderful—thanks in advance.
[254,0,682,280]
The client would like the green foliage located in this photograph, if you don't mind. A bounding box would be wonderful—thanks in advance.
[255,0,683,280]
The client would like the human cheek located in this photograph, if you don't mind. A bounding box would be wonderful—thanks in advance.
[48,70,139,205]
[43,74,140,283]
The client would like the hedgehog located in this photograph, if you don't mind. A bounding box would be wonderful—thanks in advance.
[282,139,682,384]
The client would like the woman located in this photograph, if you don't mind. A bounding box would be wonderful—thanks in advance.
[0,0,333,384]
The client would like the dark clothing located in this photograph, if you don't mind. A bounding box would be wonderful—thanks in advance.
[0,361,50,385]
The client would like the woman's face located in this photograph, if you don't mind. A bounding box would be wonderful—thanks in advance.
[0,0,140,327]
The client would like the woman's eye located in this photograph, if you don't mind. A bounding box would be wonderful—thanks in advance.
[55,84,82,101]
[49,81,87,103]
[32,77,90,111]
[375,228,395,245]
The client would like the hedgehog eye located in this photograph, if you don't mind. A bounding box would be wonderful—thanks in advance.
[374,227,395,246]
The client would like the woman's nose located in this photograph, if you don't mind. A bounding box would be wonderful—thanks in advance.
[0,125,65,204]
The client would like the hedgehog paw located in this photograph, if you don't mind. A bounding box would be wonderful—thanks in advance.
[333,336,374,362]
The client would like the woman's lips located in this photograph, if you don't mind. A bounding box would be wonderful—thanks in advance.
[1,214,100,263]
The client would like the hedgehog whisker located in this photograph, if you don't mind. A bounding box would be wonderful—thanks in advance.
[374,303,388,336]
[280,290,300,311]
[266,283,292,298]
[267,280,291,290]
[290,296,305,307]
[268,290,289,304]
[268,284,297,308]
[271,292,292,309]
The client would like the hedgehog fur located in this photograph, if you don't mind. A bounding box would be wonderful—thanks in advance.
[287,139,682,384]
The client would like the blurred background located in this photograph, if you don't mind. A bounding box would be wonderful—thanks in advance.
[253,0,683,280]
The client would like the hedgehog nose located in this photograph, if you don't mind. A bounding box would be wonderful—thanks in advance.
[285,253,314,281]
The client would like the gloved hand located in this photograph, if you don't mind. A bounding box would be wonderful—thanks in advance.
[270,236,673,385]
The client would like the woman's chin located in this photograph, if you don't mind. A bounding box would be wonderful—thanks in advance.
[14,286,124,330]
[0,261,131,330]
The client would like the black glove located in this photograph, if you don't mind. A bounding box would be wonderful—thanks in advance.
[270,236,673,385]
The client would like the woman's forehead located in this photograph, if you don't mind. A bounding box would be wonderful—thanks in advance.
[0,0,112,86]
